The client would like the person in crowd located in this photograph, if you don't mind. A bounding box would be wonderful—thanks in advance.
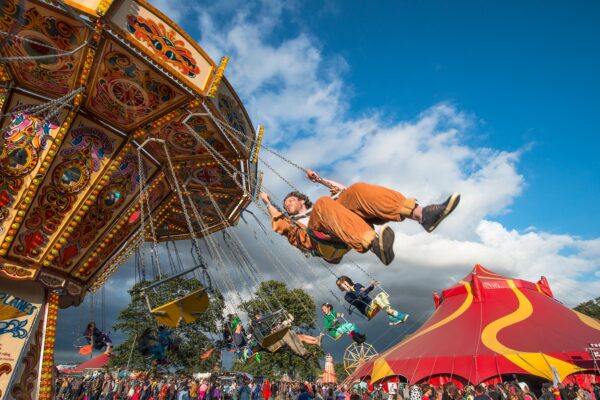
[298,384,314,400]
[421,385,433,400]
[214,384,223,400]
[238,381,252,400]
[506,384,524,400]
[474,385,492,400]
[443,383,461,400]
[262,379,272,400]
[518,383,536,400]
[409,385,422,400]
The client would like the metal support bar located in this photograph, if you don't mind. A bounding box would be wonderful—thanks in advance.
[141,263,205,291]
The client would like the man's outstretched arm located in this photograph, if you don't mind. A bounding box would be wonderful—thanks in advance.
[305,169,347,193]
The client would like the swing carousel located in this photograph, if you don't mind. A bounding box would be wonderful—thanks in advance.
[0,0,260,397]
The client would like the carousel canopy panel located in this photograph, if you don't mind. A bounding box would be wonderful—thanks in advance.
[0,0,260,307]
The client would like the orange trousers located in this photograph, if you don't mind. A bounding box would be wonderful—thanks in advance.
[308,183,416,253]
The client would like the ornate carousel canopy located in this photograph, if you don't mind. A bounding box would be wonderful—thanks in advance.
[0,0,260,307]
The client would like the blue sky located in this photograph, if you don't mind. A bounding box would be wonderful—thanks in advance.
[249,0,600,238]
[56,0,600,365]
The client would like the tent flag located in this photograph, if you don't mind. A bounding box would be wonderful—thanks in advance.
[551,366,561,388]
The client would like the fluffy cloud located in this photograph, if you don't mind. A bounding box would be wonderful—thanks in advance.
[186,0,599,306]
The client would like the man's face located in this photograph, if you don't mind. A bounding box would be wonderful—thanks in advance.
[284,196,305,215]
[321,305,330,315]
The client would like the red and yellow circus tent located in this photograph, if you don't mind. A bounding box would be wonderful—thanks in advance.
[346,265,600,387]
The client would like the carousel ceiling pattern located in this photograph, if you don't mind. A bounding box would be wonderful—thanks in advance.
[0,0,260,306]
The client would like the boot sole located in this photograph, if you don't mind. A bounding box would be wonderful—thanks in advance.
[379,225,395,266]
[426,193,460,233]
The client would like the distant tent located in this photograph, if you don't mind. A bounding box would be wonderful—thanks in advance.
[62,353,109,374]
[345,264,600,388]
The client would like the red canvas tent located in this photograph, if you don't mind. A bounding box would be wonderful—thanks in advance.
[346,264,600,388]
[61,353,110,374]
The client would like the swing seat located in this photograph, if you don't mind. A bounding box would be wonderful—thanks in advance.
[251,309,294,349]
[326,333,344,341]
[151,288,209,328]
[306,229,351,264]
[366,304,382,320]
[349,303,382,321]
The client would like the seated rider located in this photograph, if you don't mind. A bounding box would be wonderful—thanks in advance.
[336,276,408,325]
[83,322,113,353]
[249,312,322,359]
[321,303,366,344]
[260,169,460,265]
[138,327,173,364]
[228,316,258,361]
[266,330,322,360]
[222,320,236,352]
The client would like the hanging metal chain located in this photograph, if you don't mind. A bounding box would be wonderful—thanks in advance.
[0,41,88,62]
[208,107,344,193]
[161,141,207,271]
[183,117,245,191]
[205,103,307,174]
[203,185,283,313]
[135,248,146,283]
[185,187,244,314]
[101,286,106,331]
[0,31,88,54]
[0,86,85,120]
[90,292,95,323]
[136,147,161,280]
[170,239,185,274]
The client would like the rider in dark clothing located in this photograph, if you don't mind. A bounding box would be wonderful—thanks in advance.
[83,322,113,352]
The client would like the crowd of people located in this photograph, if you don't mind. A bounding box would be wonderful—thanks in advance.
[54,373,279,400]
[342,381,600,400]
[54,372,600,400]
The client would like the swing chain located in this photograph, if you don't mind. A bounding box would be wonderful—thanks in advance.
[136,147,161,279]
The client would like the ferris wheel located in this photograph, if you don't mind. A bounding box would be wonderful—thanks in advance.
[343,342,379,374]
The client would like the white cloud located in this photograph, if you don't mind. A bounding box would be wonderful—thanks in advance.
[183,0,599,307]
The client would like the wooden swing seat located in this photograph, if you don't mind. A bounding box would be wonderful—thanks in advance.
[366,303,382,320]
[251,310,294,349]
[305,228,351,264]
[349,302,382,320]
[151,288,209,328]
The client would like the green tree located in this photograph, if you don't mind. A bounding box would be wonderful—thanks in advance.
[231,280,324,380]
[574,297,600,320]
[334,362,349,383]
[109,277,224,373]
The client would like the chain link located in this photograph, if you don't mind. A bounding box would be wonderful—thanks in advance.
[136,147,161,279]
[0,41,88,62]
[0,86,85,119]
[0,31,87,53]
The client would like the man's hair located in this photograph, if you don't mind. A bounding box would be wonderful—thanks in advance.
[283,191,312,209]
[336,275,354,289]
[321,303,333,311]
